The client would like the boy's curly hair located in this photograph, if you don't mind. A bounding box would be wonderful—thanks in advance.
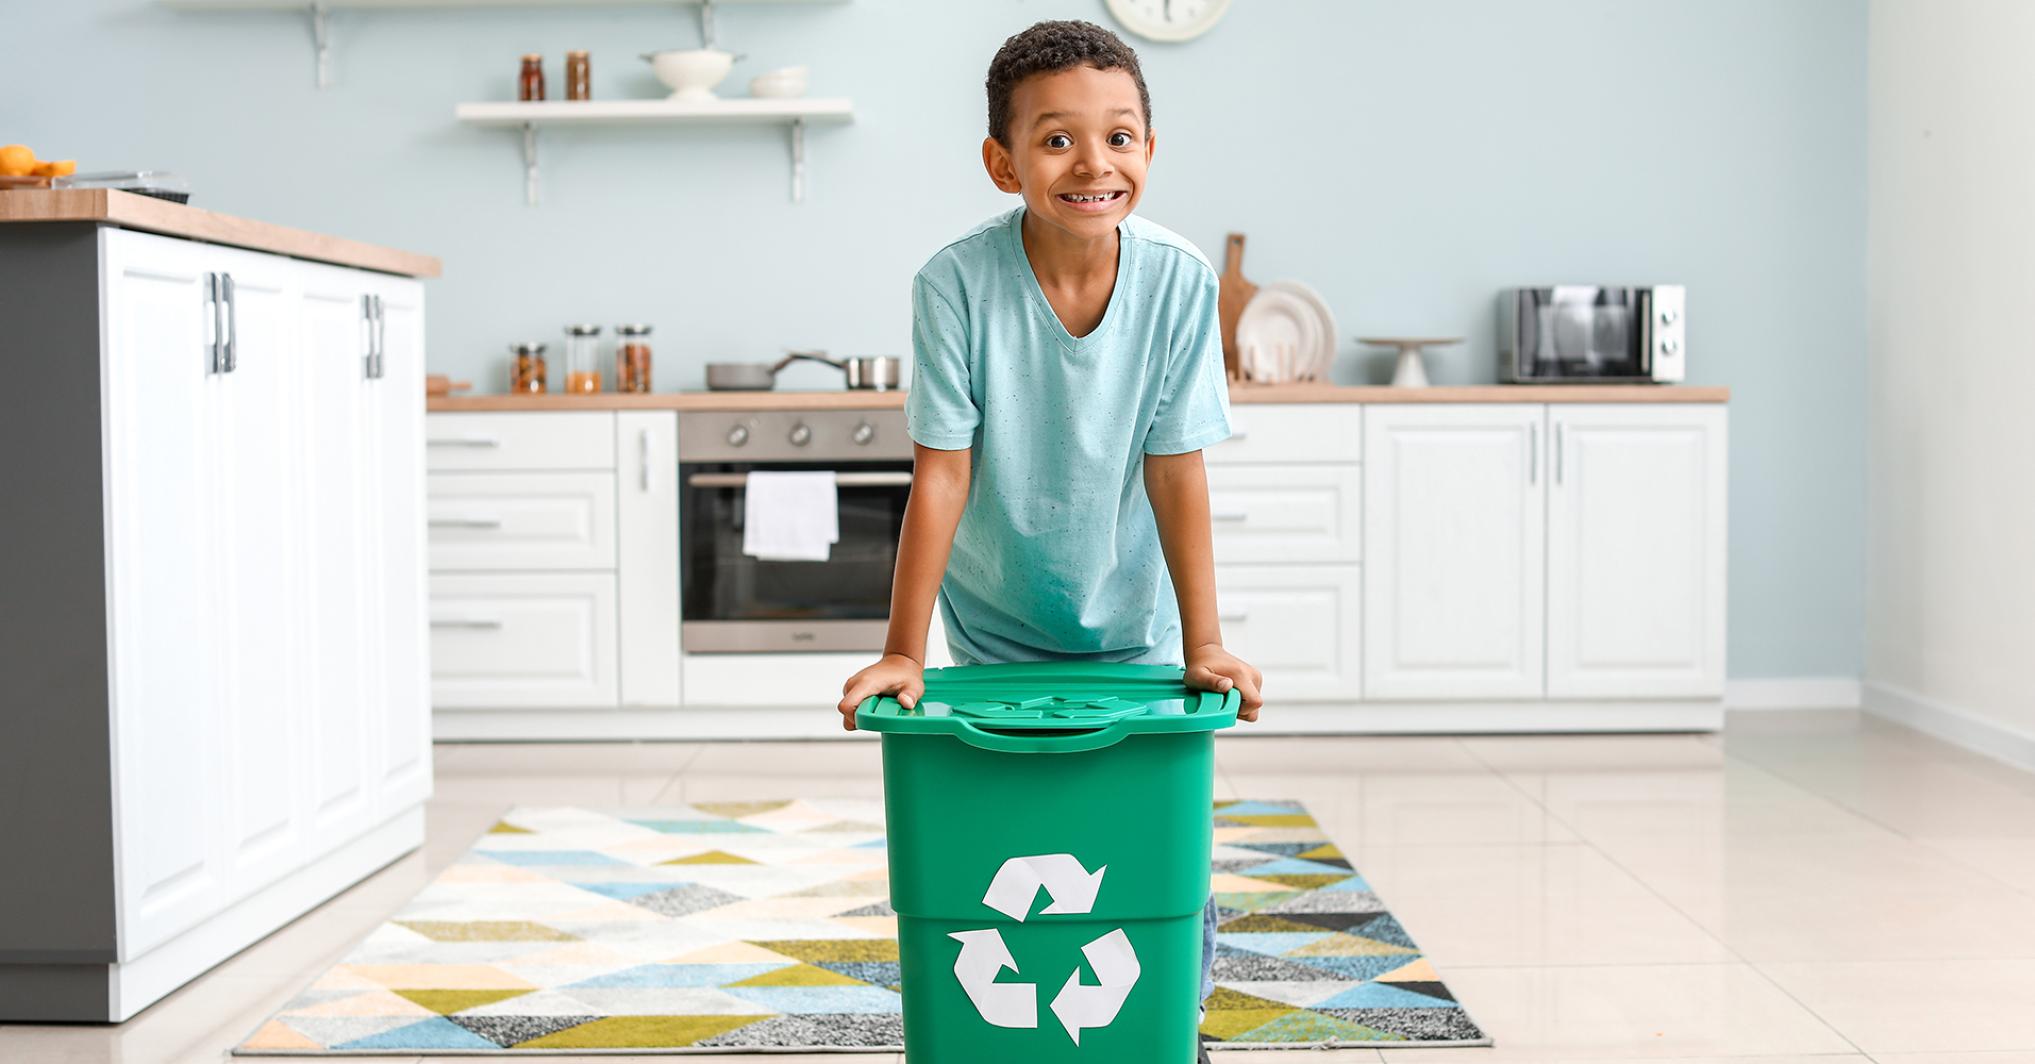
[986,19,1152,149]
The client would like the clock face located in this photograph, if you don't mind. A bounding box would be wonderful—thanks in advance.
[1104,0,1232,43]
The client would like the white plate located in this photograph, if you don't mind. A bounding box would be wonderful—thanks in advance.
[1236,280,1337,382]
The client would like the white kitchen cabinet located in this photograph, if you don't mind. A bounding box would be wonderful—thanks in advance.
[1214,564,1362,700]
[428,472,619,571]
[1207,464,1363,564]
[1,225,432,1021]
[1363,404,1547,700]
[618,412,683,707]
[430,573,620,708]
[1546,404,1728,698]
[1206,403,1362,465]
[425,411,615,471]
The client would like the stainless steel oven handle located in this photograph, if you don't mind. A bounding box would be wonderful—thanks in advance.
[686,471,914,488]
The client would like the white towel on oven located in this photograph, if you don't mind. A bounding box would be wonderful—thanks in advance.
[742,470,840,562]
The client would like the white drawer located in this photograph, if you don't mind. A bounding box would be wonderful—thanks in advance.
[1215,564,1362,701]
[426,412,616,472]
[1207,403,1361,465]
[428,472,617,571]
[1207,464,1362,563]
[429,573,618,709]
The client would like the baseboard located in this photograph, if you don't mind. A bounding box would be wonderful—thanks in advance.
[1723,676,1863,711]
[1863,680,2035,775]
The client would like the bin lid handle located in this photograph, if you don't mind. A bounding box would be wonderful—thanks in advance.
[950,719,1132,754]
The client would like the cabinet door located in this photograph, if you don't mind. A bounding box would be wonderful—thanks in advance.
[1215,564,1362,700]
[367,277,432,810]
[618,412,681,706]
[296,268,376,836]
[1547,405,1727,698]
[1363,405,1546,700]
[99,229,225,957]
[431,573,619,708]
[210,248,309,894]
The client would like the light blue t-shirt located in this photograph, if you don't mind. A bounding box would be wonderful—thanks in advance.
[906,205,1233,667]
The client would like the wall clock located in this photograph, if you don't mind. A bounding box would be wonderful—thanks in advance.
[1104,0,1232,43]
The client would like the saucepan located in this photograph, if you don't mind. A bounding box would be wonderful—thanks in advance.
[705,349,901,391]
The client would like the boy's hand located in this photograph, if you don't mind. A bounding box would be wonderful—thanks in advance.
[837,653,925,731]
[1186,643,1263,722]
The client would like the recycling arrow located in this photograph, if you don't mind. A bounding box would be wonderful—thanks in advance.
[1049,928,1142,1046]
[948,928,1037,1029]
[982,854,1106,922]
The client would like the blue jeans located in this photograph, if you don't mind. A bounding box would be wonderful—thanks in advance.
[1200,893,1217,1001]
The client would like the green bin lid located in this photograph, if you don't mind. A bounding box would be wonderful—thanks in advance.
[855,662,1238,740]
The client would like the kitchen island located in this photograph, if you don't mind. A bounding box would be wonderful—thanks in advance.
[0,193,438,1021]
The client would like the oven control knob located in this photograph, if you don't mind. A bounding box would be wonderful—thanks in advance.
[725,425,750,447]
[852,421,876,445]
[789,423,813,447]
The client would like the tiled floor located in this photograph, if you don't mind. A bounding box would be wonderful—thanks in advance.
[8,711,2035,1064]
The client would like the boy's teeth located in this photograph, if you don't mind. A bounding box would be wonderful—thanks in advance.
[1063,192,1119,203]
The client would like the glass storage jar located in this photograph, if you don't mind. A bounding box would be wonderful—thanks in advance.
[563,324,603,393]
[510,342,547,393]
[518,54,545,102]
[615,323,652,393]
[565,50,591,101]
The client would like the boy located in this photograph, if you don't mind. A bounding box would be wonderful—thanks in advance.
[836,18,1263,1060]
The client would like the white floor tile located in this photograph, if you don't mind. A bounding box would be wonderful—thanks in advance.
[1761,960,2035,1053]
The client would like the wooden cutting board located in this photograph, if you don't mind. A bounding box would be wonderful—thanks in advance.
[1218,232,1257,380]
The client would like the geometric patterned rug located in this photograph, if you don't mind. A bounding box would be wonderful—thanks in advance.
[235,799,1487,1054]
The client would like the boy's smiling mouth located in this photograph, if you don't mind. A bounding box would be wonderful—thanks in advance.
[1058,189,1127,212]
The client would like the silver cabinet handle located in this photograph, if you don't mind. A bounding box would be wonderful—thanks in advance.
[1219,609,1250,623]
[204,272,223,374]
[1529,423,1539,485]
[429,516,504,529]
[430,617,503,630]
[219,272,238,373]
[1556,423,1565,486]
[361,294,376,379]
[685,471,912,488]
[1211,509,1249,523]
[427,437,502,448]
[373,294,387,379]
[639,428,653,492]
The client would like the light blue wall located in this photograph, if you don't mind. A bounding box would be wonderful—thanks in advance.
[4,0,1867,681]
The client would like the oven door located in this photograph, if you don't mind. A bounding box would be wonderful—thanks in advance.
[680,461,911,653]
[1511,286,1654,380]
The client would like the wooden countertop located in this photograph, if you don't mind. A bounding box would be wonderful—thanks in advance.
[0,189,441,278]
[429,383,1729,413]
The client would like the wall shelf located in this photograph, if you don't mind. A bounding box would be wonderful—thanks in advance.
[161,0,849,88]
[453,98,854,206]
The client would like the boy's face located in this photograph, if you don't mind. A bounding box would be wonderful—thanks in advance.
[984,65,1154,242]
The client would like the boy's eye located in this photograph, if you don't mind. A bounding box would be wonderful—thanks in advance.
[1109,131,1133,147]
[1046,134,1072,150]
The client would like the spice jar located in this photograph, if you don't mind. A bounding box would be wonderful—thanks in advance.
[615,323,653,393]
[565,50,591,101]
[518,54,545,102]
[510,342,547,394]
[563,324,603,393]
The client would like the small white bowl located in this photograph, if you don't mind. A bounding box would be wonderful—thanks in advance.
[643,49,735,101]
[749,66,809,99]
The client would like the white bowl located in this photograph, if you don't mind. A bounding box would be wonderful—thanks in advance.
[749,66,809,99]
[644,49,735,101]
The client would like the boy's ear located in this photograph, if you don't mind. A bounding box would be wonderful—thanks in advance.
[981,136,1023,194]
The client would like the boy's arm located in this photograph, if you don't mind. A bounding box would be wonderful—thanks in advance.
[1146,449,1264,720]
[836,443,972,729]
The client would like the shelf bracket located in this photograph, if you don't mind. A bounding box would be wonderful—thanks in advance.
[308,2,332,89]
[699,0,718,50]
[522,122,540,206]
[790,117,806,204]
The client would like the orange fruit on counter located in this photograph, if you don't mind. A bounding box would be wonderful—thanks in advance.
[32,160,76,177]
[0,144,37,176]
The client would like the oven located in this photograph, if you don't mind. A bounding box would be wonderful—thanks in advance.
[678,408,913,653]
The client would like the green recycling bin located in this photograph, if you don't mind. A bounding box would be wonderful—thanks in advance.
[857,662,1239,1063]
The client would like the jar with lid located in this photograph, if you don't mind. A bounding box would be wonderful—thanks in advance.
[615,323,653,393]
[563,324,603,393]
[565,50,591,101]
[510,342,547,393]
[518,54,545,101]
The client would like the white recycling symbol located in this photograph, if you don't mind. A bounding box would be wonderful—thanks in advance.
[947,854,1141,1045]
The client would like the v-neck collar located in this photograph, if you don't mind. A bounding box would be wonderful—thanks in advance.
[1008,205,1130,351]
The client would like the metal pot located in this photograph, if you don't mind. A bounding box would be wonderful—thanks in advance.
[703,350,901,392]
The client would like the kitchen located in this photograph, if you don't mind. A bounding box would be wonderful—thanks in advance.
[5,1,2035,1061]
